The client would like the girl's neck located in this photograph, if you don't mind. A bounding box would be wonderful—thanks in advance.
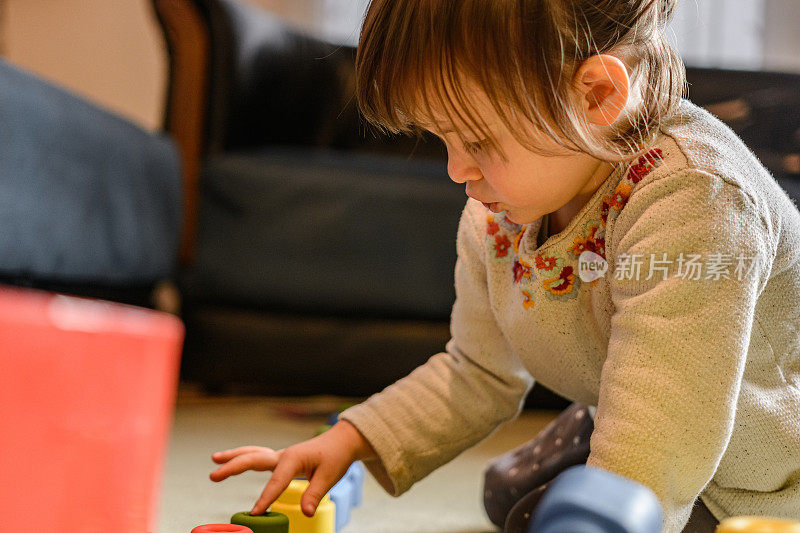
[545,160,616,238]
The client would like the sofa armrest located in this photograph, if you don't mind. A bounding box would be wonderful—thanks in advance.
[152,0,361,263]
[158,0,355,152]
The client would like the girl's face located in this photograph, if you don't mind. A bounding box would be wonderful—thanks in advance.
[423,88,615,226]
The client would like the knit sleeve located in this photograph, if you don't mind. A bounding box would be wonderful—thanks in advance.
[586,168,774,532]
[337,200,535,497]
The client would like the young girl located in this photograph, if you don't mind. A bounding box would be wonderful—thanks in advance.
[208,1,800,531]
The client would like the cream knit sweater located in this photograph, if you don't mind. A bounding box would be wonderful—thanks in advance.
[339,99,800,532]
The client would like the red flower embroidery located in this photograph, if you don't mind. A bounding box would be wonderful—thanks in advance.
[627,148,664,183]
[609,182,632,211]
[600,197,611,227]
[627,162,649,183]
[513,259,532,283]
[494,234,512,257]
[487,220,500,235]
[535,253,558,271]
[543,265,576,296]
[643,148,664,165]
[594,236,606,258]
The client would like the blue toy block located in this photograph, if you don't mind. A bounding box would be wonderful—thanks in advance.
[528,465,664,533]
[348,461,365,507]
[327,412,340,426]
[327,461,367,531]
[328,475,354,532]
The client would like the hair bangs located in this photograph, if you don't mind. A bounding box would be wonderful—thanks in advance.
[356,0,514,159]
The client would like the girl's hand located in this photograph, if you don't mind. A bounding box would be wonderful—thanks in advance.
[209,420,376,517]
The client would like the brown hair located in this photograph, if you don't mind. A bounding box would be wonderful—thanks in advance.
[355,0,687,162]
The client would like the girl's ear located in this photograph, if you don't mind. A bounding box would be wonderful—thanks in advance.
[572,54,630,127]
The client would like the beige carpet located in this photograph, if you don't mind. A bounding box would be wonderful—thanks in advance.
[158,386,558,533]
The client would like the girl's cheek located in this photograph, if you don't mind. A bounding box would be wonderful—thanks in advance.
[480,160,509,188]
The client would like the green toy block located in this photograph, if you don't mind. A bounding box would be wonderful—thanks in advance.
[314,424,332,437]
[230,511,289,533]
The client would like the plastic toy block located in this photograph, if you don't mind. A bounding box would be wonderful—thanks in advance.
[348,461,366,507]
[716,516,800,532]
[528,465,663,533]
[328,474,354,532]
[268,479,335,533]
[193,525,254,533]
[327,461,367,531]
[230,512,289,533]
[327,402,360,426]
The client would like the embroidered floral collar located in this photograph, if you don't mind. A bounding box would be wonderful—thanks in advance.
[484,148,665,310]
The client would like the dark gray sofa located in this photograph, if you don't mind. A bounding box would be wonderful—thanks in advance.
[0,57,182,306]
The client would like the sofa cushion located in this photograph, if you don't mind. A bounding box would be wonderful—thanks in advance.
[181,146,465,320]
[0,59,182,285]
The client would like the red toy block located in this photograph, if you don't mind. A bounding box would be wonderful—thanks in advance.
[193,525,254,533]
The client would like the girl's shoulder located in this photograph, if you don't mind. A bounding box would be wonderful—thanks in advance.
[601,99,781,276]
[650,98,775,204]
[616,98,789,256]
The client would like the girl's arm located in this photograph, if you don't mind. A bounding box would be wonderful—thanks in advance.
[587,168,774,533]
[337,199,535,497]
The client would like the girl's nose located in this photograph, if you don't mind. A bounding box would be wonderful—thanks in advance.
[447,149,482,184]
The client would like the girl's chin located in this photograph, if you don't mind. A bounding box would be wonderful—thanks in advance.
[504,210,540,225]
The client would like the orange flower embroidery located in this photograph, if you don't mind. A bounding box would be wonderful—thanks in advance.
[567,225,599,257]
[512,228,526,254]
[522,290,535,310]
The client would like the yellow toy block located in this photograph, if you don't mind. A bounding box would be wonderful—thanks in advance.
[717,516,800,532]
[269,479,335,533]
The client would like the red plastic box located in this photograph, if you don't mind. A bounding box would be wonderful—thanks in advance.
[0,287,184,532]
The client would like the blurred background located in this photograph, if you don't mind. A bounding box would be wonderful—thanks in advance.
[1,1,799,531]
[2,0,800,404]
[2,0,799,132]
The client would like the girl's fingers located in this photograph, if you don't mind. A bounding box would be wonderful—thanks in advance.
[209,449,281,482]
[300,464,343,517]
[250,457,301,516]
[212,446,271,464]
